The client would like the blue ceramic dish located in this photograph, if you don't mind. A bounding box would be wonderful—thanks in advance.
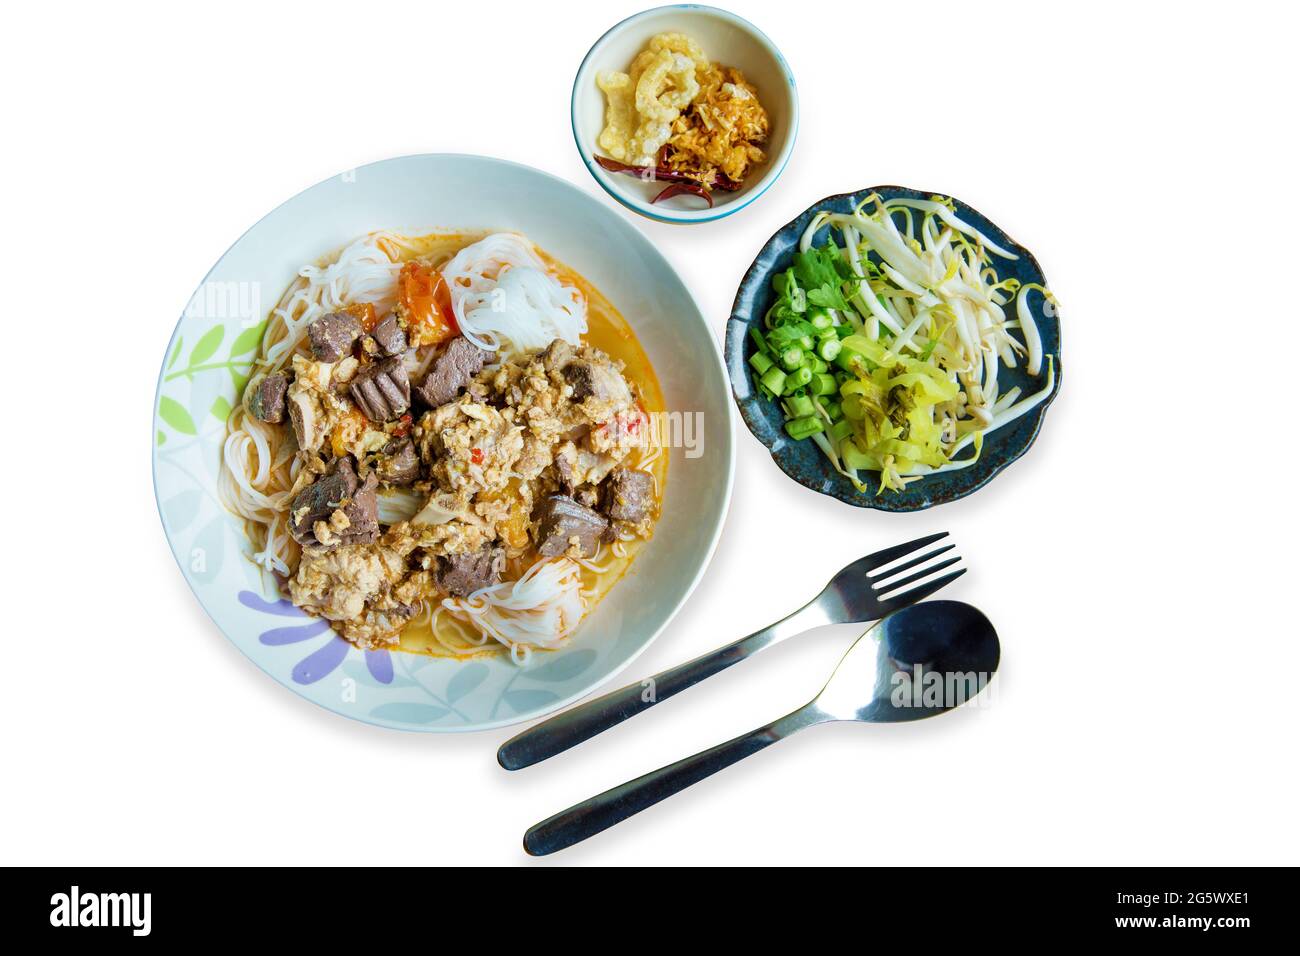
[725,185,1062,511]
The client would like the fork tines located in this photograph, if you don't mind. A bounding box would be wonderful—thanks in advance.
[858,532,966,609]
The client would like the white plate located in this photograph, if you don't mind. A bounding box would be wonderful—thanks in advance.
[152,153,735,732]
[572,4,799,223]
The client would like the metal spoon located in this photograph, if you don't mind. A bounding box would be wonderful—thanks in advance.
[499,532,964,770]
[523,600,999,856]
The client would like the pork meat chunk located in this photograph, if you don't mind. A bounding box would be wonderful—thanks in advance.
[246,372,288,423]
[308,311,363,362]
[367,313,408,357]
[376,437,420,485]
[434,544,506,597]
[416,337,490,408]
[288,456,380,549]
[534,494,608,558]
[349,356,410,421]
[604,467,654,523]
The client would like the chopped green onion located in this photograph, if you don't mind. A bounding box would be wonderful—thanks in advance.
[772,269,795,298]
[812,372,838,396]
[760,366,786,395]
[749,352,774,375]
[818,337,842,362]
[785,415,825,440]
[786,394,815,418]
[783,366,813,393]
[780,348,805,371]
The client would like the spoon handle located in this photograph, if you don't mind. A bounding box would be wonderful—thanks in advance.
[523,707,824,856]
[498,604,824,771]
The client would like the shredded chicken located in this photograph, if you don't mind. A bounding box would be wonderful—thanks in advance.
[289,543,410,647]
[417,400,524,495]
[277,332,656,649]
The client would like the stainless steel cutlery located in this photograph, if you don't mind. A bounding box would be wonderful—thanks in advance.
[523,600,999,855]
[499,532,965,771]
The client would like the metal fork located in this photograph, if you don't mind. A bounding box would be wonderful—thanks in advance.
[497,532,964,770]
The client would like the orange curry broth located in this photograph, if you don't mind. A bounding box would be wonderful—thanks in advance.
[377,233,667,658]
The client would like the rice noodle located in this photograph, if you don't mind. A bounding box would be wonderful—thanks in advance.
[219,232,403,581]
[264,232,402,370]
[442,558,587,657]
[439,233,587,358]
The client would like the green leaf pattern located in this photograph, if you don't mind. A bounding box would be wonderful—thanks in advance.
[158,396,197,435]
[188,326,225,367]
[229,322,265,357]
[157,317,267,440]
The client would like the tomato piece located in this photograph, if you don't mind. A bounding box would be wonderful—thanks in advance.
[470,447,484,465]
[331,407,367,458]
[398,261,457,346]
[399,261,434,317]
[433,271,453,329]
[341,301,378,333]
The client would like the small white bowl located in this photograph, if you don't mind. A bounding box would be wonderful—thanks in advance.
[572,4,798,224]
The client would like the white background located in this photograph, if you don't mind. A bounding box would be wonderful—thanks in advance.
[3,0,1297,866]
